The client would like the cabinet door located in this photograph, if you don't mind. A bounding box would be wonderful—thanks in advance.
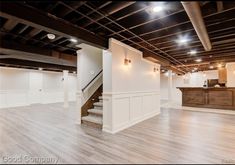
[218,68,227,84]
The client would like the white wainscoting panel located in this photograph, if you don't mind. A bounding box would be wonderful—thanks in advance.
[102,91,160,134]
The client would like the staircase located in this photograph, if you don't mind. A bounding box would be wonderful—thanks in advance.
[81,96,103,129]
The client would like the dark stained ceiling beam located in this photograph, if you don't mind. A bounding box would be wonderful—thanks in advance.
[80,2,192,72]
[0,2,108,49]
[159,32,235,51]
[128,17,235,46]
[81,1,136,28]
[93,4,151,32]
[169,42,235,57]
[0,30,78,53]
[71,1,112,24]
[179,55,235,64]
[165,33,235,54]
[217,1,223,12]
[1,19,18,31]
[0,59,76,71]
[175,48,235,60]
[120,7,235,42]
[56,1,86,18]
[110,9,185,37]
[59,1,185,70]
[0,39,76,67]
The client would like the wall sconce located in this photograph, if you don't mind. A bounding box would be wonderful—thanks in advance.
[123,47,131,66]
[153,66,159,72]
[124,58,131,65]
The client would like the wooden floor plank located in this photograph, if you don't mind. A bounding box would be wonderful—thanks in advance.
[0,103,235,164]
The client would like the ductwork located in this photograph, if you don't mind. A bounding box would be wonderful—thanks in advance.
[181,1,212,51]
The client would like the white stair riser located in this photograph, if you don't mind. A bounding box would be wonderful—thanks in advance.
[94,106,102,110]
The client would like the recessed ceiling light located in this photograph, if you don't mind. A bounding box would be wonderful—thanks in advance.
[210,55,213,58]
[70,38,78,43]
[217,63,223,68]
[188,50,197,55]
[164,71,169,76]
[152,6,164,12]
[176,35,191,45]
[178,38,189,44]
[38,67,43,71]
[195,58,202,62]
[73,71,76,74]
[161,69,165,72]
[47,33,55,40]
[209,65,214,69]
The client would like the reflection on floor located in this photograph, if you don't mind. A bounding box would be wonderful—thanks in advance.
[161,100,235,115]
[0,102,235,164]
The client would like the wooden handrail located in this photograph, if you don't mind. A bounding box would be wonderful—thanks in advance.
[82,69,103,92]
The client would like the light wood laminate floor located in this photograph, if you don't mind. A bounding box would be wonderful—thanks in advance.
[0,103,235,164]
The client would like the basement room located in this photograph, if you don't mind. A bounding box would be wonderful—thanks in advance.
[0,1,235,164]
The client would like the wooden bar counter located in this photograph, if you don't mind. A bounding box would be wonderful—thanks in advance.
[177,87,235,110]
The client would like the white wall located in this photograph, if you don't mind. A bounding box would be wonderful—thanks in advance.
[0,67,77,108]
[226,62,235,87]
[78,43,103,89]
[103,38,160,134]
[77,43,103,106]
[160,70,218,103]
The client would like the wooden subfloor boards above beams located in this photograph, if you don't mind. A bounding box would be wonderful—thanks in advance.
[0,2,108,49]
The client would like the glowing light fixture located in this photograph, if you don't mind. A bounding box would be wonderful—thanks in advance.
[188,50,197,55]
[195,58,202,62]
[38,68,43,71]
[209,65,214,69]
[153,66,159,72]
[217,63,223,68]
[70,38,78,43]
[203,72,206,77]
[73,71,76,74]
[47,33,55,40]
[152,6,164,12]
[175,34,191,46]
[124,58,131,65]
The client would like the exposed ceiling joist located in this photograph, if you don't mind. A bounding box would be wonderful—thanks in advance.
[0,2,108,49]
[82,1,136,27]
[217,1,223,12]
[0,40,76,67]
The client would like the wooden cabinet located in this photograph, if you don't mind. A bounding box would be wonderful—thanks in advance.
[218,68,227,84]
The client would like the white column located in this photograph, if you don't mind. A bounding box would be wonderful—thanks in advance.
[63,70,69,108]
[168,70,173,102]
[76,49,82,124]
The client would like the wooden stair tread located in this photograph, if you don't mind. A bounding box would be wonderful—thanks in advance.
[82,115,102,125]
[93,102,103,107]
[88,109,103,115]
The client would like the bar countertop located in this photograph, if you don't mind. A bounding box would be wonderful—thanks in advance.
[177,87,235,89]
[177,87,235,110]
